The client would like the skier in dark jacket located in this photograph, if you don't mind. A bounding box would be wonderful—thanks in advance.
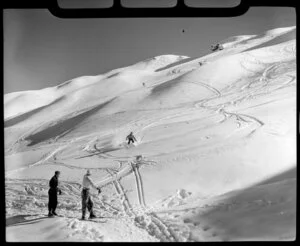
[126,132,137,145]
[48,171,62,217]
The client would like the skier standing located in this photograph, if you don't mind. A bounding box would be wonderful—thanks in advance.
[126,132,137,145]
[48,171,62,217]
[81,170,101,220]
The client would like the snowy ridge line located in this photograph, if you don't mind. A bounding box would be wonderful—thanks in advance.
[156,27,294,77]
[155,27,284,76]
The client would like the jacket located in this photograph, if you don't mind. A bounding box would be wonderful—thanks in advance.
[82,174,98,190]
[126,134,137,141]
[49,175,61,193]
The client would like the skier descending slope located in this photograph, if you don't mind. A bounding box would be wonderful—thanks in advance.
[48,171,62,217]
[81,170,102,220]
[126,132,137,146]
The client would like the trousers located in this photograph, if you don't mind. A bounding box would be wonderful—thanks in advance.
[81,188,94,216]
[127,138,135,144]
[48,188,58,213]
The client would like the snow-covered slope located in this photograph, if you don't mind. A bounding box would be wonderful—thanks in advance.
[5,26,296,242]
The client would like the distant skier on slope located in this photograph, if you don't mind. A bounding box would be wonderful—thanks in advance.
[81,170,102,220]
[126,132,137,145]
[48,171,62,217]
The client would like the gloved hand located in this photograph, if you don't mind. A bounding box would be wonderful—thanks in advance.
[58,189,62,195]
[97,187,101,194]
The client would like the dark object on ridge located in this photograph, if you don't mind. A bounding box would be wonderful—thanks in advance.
[211,43,224,52]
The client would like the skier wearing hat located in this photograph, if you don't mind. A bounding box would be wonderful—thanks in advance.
[81,170,101,220]
[48,171,62,217]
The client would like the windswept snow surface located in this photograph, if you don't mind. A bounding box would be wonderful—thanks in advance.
[5,26,296,242]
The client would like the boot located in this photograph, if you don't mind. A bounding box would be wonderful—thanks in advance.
[89,212,96,219]
[81,211,86,220]
[52,211,58,216]
[48,212,54,217]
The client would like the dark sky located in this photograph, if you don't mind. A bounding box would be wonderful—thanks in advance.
[4,7,295,93]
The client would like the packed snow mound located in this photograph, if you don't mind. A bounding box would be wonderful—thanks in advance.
[5,26,295,121]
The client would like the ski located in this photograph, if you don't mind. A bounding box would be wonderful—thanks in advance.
[80,218,107,223]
